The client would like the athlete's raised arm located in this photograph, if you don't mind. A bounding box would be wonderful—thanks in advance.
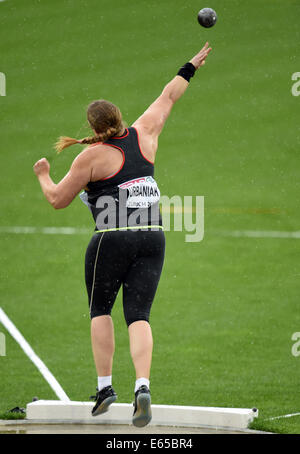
[132,42,212,160]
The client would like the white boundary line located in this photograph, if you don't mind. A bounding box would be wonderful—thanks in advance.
[216,229,300,239]
[0,226,91,235]
[0,226,300,239]
[0,308,70,402]
[267,412,300,421]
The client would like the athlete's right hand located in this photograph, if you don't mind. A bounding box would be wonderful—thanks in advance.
[189,42,212,69]
[33,158,50,177]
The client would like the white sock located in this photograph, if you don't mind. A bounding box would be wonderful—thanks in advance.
[135,377,150,393]
[97,375,112,392]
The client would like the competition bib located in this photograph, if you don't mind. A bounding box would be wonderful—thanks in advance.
[118,176,160,208]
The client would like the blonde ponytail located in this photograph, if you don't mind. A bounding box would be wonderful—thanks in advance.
[55,136,81,154]
[55,127,121,153]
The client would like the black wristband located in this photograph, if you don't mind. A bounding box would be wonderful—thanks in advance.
[177,62,196,82]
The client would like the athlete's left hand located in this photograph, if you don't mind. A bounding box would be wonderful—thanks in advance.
[33,158,50,177]
[189,42,212,69]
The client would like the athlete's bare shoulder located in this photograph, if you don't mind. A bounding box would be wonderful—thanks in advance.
[76,142,124,182]
[74,143,110,163]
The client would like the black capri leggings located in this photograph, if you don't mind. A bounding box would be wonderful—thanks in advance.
[85,229,165,326]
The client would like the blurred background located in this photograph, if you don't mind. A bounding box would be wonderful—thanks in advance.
[0,0,299,433]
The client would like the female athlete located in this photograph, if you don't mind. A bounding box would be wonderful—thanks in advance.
[33,42,212,427]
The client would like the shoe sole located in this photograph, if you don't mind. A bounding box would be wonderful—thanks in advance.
[132,393,152,427]
[92,394,117,417]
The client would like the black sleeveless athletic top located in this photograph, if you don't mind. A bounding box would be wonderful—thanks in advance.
[80,127,162,232]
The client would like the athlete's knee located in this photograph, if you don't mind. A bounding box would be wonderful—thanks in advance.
[90,308,112,320]
[126,315,150,328]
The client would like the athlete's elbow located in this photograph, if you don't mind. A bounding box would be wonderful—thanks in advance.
[51,199,61,210]
[51,196,69,210]
[52,202,63,210]
[52,201,69,210]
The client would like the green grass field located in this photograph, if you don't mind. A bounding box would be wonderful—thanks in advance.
[0,0,300,433]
